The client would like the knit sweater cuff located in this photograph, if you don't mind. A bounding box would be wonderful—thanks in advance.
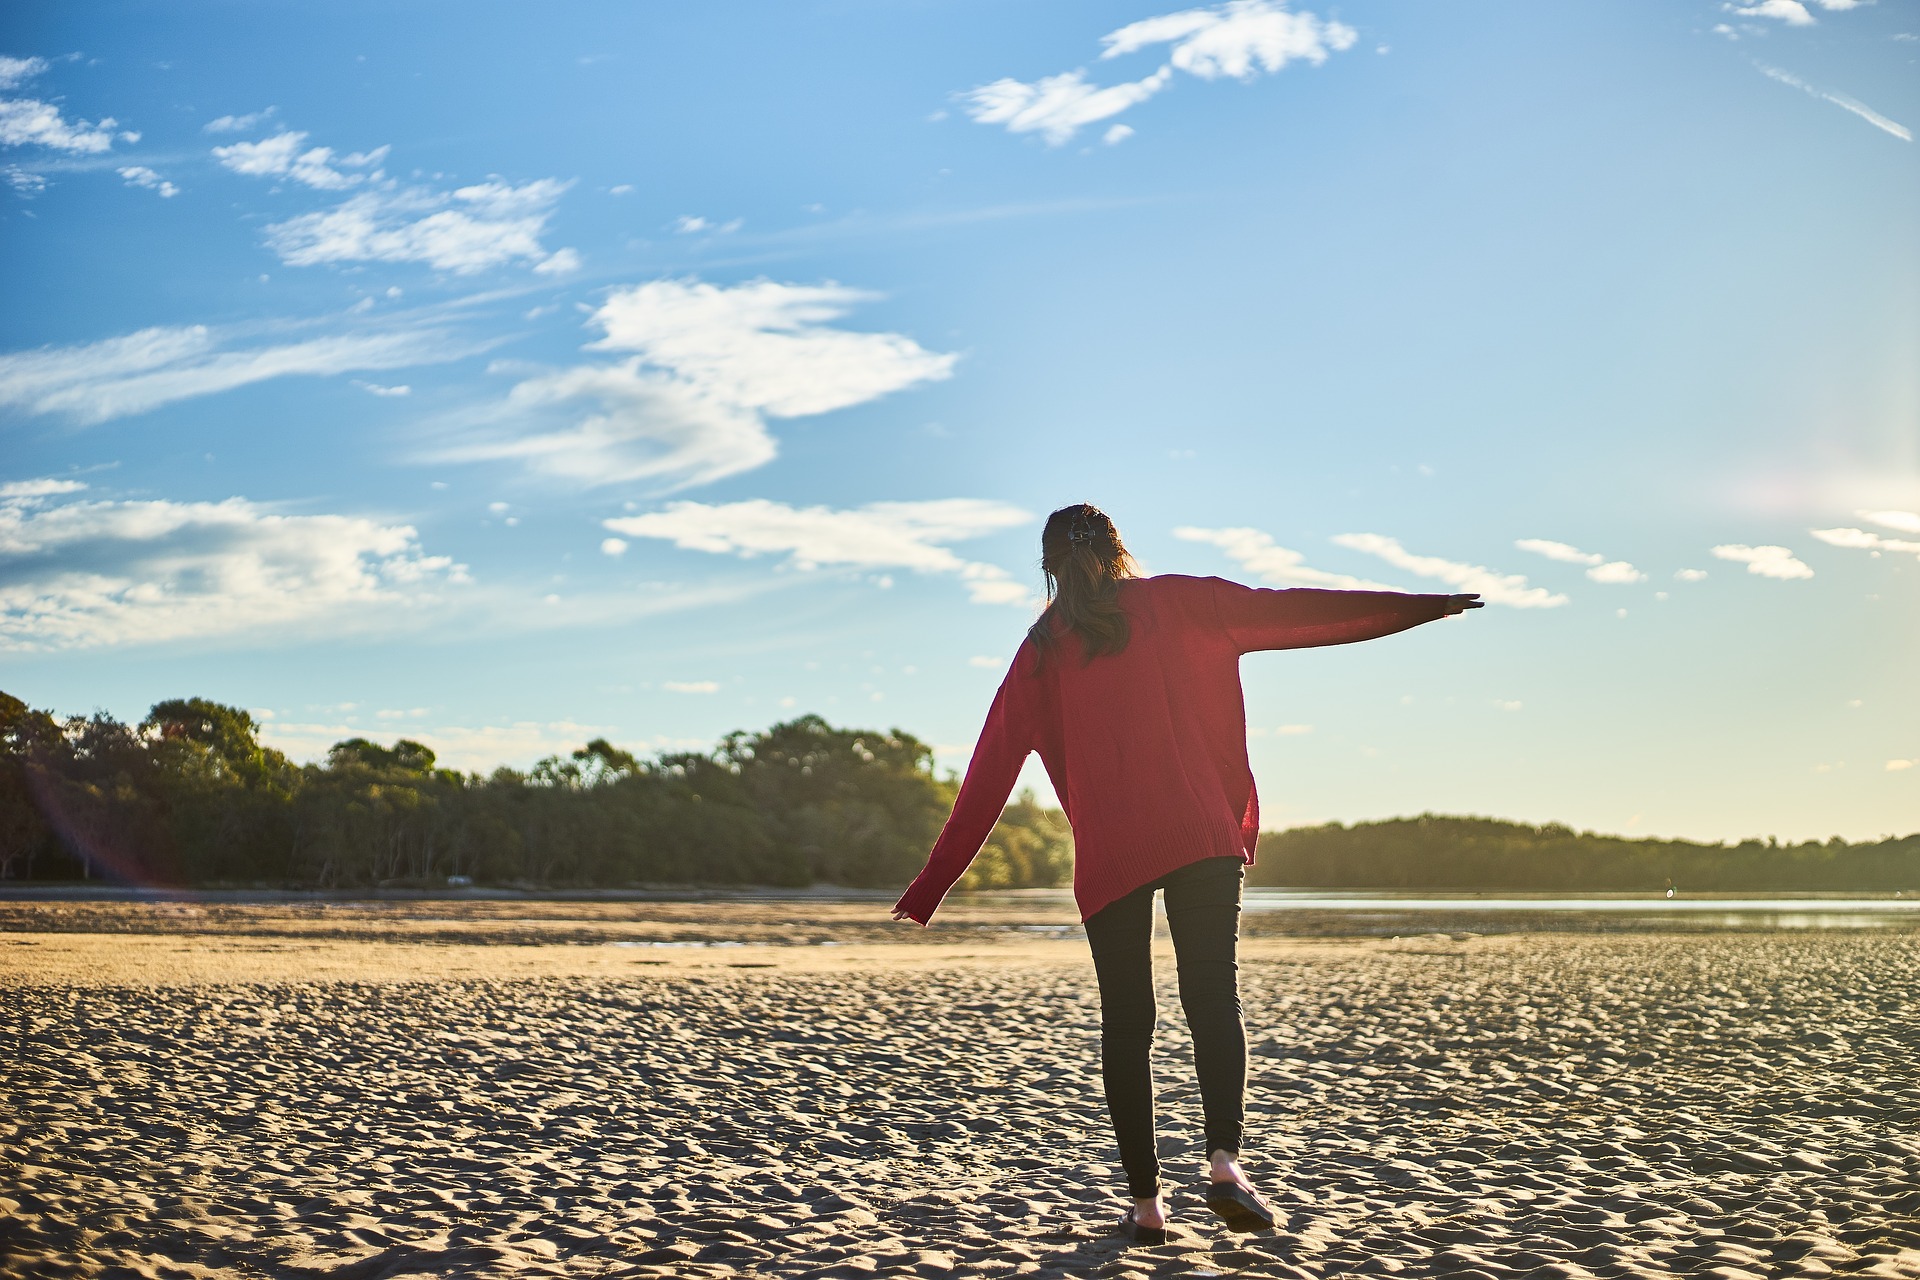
[892,866,963,926]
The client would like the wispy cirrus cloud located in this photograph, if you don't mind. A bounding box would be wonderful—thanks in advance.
[202,106,277,134]
[604,498,1034,605]
[213,129,390,190]
[964,67,1175,146]
[0,322,487,425]
[0,482,467,651]
[1174,526,1402,591]
[962,0,1356,145]
[1754,63,1911,141]
[1711,543,1814,579]
[117,165,177,198]
[1332,533,1569,607]
[671,214,742,235]
[263,179,579,274]
[212,122,580,274]
[0,478,86,500]
[1513,538,1647,584]
[437,279,957,490]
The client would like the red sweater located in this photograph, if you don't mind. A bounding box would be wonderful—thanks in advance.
[893,575,1455,924]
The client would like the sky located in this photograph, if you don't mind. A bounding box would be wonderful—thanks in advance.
[2,0,1915,844]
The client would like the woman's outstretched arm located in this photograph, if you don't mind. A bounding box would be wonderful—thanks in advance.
[1210,577,1481,653]
[891,659,1038,925]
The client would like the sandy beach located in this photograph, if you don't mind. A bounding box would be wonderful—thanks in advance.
[3,901,1918,1278]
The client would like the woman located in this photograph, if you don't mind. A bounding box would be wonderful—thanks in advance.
[892,503,1482,1242]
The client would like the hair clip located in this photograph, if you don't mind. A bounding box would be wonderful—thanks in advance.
[1067,513,1097,545]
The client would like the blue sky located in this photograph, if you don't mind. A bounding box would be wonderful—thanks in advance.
[2,0,1915,843]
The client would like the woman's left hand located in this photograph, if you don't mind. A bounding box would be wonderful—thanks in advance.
[1442,593,1484,615]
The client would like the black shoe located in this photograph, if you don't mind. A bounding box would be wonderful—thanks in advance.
[1116,1207,1167,1246]
[1204,1180,1276,1233]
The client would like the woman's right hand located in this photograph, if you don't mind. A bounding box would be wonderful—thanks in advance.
[1442,593,1484,615]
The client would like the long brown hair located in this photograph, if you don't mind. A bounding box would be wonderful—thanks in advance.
[1026,503,1141,667]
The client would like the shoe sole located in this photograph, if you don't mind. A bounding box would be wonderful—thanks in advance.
[1205,1189,1275,1234]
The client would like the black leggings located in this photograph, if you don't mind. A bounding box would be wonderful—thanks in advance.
[1083,854,1247,1200]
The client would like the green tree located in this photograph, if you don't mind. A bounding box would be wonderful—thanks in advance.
[722,716,950,886]
[960,789,1074,889]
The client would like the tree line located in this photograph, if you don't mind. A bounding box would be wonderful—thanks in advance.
[2,690,1912,891]
[0,692,1069,891]
[1247,814,1919,894]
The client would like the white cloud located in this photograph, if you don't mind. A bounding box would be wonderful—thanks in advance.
[603,497,1033,605]
[600,537,628,556]
[203,107,276,134]
[0,323,483,425]
[1514,538,1601,567]
[1586,561,1647,584]
[1675,568,1709,582]
[589,280,958,418]
[0,97,121,153]
[662,680,720,694]
[963,66,1173,146]
[439,279,956,490]
[1331,533,1569,607]
[968,655,1001,668]
[1859,509,1920,534]
[212,125,575,274]
[1514,537,1646,584]
[1810,526,1920,557]
[1711,543,1814,579]
[0,57,50,91]
[436,362,778,490]
[212,130,389,189]
[4,165,46,195]
[1493,700,1524,712]
[1100,0,1358,79]
[118,165,178,198]
[965,0,1355,144]
[1888,759,1916,772]
[0,487,466,651]
[1174,526,1402,590]
[1274,723,1313,735]
[0,477,87,500]
[671,214,742,234]
[1728,0,1816,24]
[1103,124,1135,145]
[262,178,575,274]
[1756,63,1912,141]
[0,59,136,153]
[351,379,411,397]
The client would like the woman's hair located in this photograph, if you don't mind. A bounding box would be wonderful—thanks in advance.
[1026,503,1141,667]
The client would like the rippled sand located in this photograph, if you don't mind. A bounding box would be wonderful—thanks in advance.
[2,902,1918,1278]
